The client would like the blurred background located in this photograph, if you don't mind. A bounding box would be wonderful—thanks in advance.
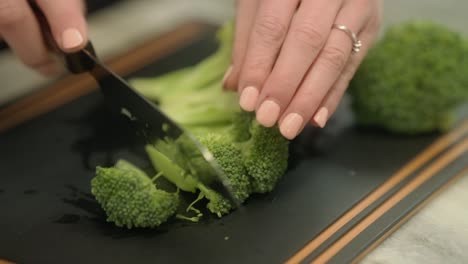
[1,0,468,106]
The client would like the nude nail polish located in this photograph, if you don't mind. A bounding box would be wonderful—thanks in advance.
[280,113,304,140]
[256,100,281,127]
[239,86,259,111]
[62,28,83,50]
[313,107,329,128]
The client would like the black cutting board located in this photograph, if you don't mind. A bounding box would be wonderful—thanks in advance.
[0,29,459,264]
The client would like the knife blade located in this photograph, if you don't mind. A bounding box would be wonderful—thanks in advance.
[30,1,241,207]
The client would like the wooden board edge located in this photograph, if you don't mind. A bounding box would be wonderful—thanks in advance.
[351,167,468,264]
[285,120,468,264]
[0,22,213,133]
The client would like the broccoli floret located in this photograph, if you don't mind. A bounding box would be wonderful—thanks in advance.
[146,145,233,217]
[349,21,468,134]
[91,160,179,229]
[197,183,232,217]
[199,133,251,202]
[229,110,255,142]
[242,122,290,193]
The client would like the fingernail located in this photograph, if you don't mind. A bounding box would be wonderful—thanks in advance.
[62,28,84,50]
[256,100,281,127]
[37,62,59,76]
[222,65,233,89]
[280,113,304,140]
[313,107,329,128]
[239,86,259,111]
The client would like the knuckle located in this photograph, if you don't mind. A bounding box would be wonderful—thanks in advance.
[24,60,47,69]
[254,15,287,45]
[22,56,52,69]
[292,21,326,51]
[320,46,348,72]
[240,66,267,87]
[269,72,301,92]
[0,0,25,27]
[242,55,271,78]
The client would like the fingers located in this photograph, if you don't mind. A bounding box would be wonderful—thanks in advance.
[278,1,372,139]
[316,5,382,120]
[223,0,260,91]
[0,0,57,75]
[255,0,343,127]
[36,0,87,52]
[236,0,300,112]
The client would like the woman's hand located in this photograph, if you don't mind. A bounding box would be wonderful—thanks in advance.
[224,0,382,139]
[0,0,87,75]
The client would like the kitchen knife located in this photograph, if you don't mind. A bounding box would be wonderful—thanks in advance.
[30,1,241,207]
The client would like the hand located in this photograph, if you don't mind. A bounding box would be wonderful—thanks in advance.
[223,0,382,139]
[0,0,87,75]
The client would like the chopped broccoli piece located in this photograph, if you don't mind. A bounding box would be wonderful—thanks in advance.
[349,21,468,134]
[145,145,199,193]
[242,122,290,193]
[199,133,251,202]
[146,145,233,217]
[197,183,232,217]
[229,110,255,142]
[91,161,179,229]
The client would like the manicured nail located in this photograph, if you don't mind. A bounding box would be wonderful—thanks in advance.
[62,28,84,50]
[222,65,233,89]
[280,113,304,140]
[313,107,329,128]
[239,86,259,111]
[256,100,281,127]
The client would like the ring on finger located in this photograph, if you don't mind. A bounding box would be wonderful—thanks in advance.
[332,24,362,53]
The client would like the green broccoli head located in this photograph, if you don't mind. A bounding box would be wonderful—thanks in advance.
[229,110,255,142]
[349,21,468,134]
[196,183,232,217]
[243,122,290,193]
[199,133,252,202]
[91,165,179,229]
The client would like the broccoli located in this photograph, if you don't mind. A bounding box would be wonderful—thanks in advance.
[199,133,251,202]
[131,20,238,134]
[349,21,468,134]
[133,22,290,198]
[241,122,290,193]
[91,160,179,228]
[90,21,290,228]
[146,145,233,217]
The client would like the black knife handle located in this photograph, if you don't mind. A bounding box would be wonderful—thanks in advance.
[28,0,97,74]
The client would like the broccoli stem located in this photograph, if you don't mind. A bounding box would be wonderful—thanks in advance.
[146,145,199,193]
[176,214,201,223]
[151,171,163,183]
[186,192,204,214]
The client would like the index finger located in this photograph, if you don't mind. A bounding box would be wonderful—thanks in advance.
[36,0,87,52]
[237,0,299,112]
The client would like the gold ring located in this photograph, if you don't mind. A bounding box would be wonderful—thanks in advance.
[332,24,362,53]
